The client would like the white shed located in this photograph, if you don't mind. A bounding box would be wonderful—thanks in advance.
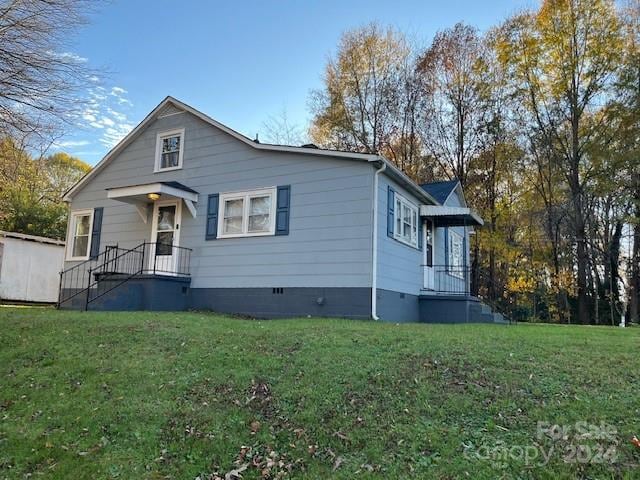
[0,231,65,304]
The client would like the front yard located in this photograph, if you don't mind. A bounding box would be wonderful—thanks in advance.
[0,307,638,479]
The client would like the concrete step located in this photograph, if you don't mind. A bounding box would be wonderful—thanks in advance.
[492,312,508,324]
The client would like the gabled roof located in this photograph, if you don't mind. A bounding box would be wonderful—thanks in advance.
[420,180,460,205]
[63,96,438,205]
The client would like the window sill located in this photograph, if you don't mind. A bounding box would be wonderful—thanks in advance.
[218,231,275,239]
[154,166,182,173]
[67,255,89,261]
[392,235,419,250]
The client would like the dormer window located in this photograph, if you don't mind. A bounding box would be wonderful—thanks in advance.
[155,128,184,172]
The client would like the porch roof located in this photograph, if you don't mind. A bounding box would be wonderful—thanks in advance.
[419,205,483,227]
[106,181,199,221]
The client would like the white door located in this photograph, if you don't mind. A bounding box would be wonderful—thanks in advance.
[150,200,181,275]
[423,220,434,290]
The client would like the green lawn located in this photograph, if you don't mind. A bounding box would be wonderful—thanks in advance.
[0,308,639,479]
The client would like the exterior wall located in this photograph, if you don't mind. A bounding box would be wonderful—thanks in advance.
[0,237,65,303]
[376,288,420,322]
[374,174,424,322]
[66,110,375,291]
[376,174,423,296]
[191,287,371,319]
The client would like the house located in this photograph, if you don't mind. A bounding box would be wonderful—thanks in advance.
[0,231,65,304]
[59,96,502,323]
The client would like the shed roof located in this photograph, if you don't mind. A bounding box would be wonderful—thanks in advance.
[0,231,65,246]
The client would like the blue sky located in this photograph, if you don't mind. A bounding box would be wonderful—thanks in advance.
[58,0,534,165]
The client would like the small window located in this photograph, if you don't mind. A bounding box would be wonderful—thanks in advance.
[393,193,418,248]
[448,230,464,278]
[67,209,93,260]
[155,128,184,172]
[218,187,277,238]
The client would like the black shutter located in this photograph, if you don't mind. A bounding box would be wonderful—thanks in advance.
[89,207,103,258]
[275,185,291,236]
[418,218,423,250]
[205,194,219,240]
[387,186,395,237]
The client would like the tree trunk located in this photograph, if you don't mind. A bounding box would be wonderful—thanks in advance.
[629,172,640,324]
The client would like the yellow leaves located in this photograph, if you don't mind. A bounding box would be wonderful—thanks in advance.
[507,275,536,294]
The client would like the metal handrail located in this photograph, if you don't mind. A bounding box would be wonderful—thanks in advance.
[57,242,192,310]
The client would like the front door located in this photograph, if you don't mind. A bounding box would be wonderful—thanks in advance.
[423,219,434,289]
[150,200,181,275]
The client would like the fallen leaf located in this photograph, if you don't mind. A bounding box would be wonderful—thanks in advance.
[225,463,248,480]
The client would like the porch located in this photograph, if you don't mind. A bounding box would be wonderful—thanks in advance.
[420,203,482,294]
[58,241,192,311]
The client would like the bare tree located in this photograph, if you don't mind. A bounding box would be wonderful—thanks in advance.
[416,23,486,187]
[261,107,308,146]
[0,0,98,146]
[309,23,424,173]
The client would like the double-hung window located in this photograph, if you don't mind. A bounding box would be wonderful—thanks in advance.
[218,187,277,238]
[67,209,93,260]
[393,193,418,248]
[447,230,464,278]
[155,128,184,172]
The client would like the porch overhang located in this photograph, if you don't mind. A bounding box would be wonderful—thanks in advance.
[106,181,199,222]
[419,205,483,227]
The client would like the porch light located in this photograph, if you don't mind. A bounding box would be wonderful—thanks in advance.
[147,193,161,201]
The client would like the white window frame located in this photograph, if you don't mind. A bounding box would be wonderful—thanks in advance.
[66,209,94,261]
[393,193,419,248]
[154,128,185,172]
[447,229,464,279]
[217,187,277,239]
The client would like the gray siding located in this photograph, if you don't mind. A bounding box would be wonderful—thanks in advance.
[66,110,375,289]
[376,174,423,297]
[375,177,472,302]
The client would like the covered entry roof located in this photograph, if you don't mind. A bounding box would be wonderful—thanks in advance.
[106,181,199,221]
[419,205,483,227]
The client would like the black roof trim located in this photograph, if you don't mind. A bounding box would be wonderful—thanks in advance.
[161,181,198,194]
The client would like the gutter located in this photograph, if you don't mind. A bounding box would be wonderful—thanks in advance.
[370,158,386,321]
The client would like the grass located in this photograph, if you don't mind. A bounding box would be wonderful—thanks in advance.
[0,308,639,479]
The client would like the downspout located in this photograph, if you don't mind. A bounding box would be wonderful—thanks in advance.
[371,159,386,320]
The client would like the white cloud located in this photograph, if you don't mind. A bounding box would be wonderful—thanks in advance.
[72,83,137,150]
[51,51,88,63]
[57,140,90,148]
[107,108,127,122]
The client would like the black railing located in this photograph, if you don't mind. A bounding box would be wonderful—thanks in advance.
[426,264,471,295]
[58,242,191,310]
[474,268,515,323]
[424,264,514,322]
